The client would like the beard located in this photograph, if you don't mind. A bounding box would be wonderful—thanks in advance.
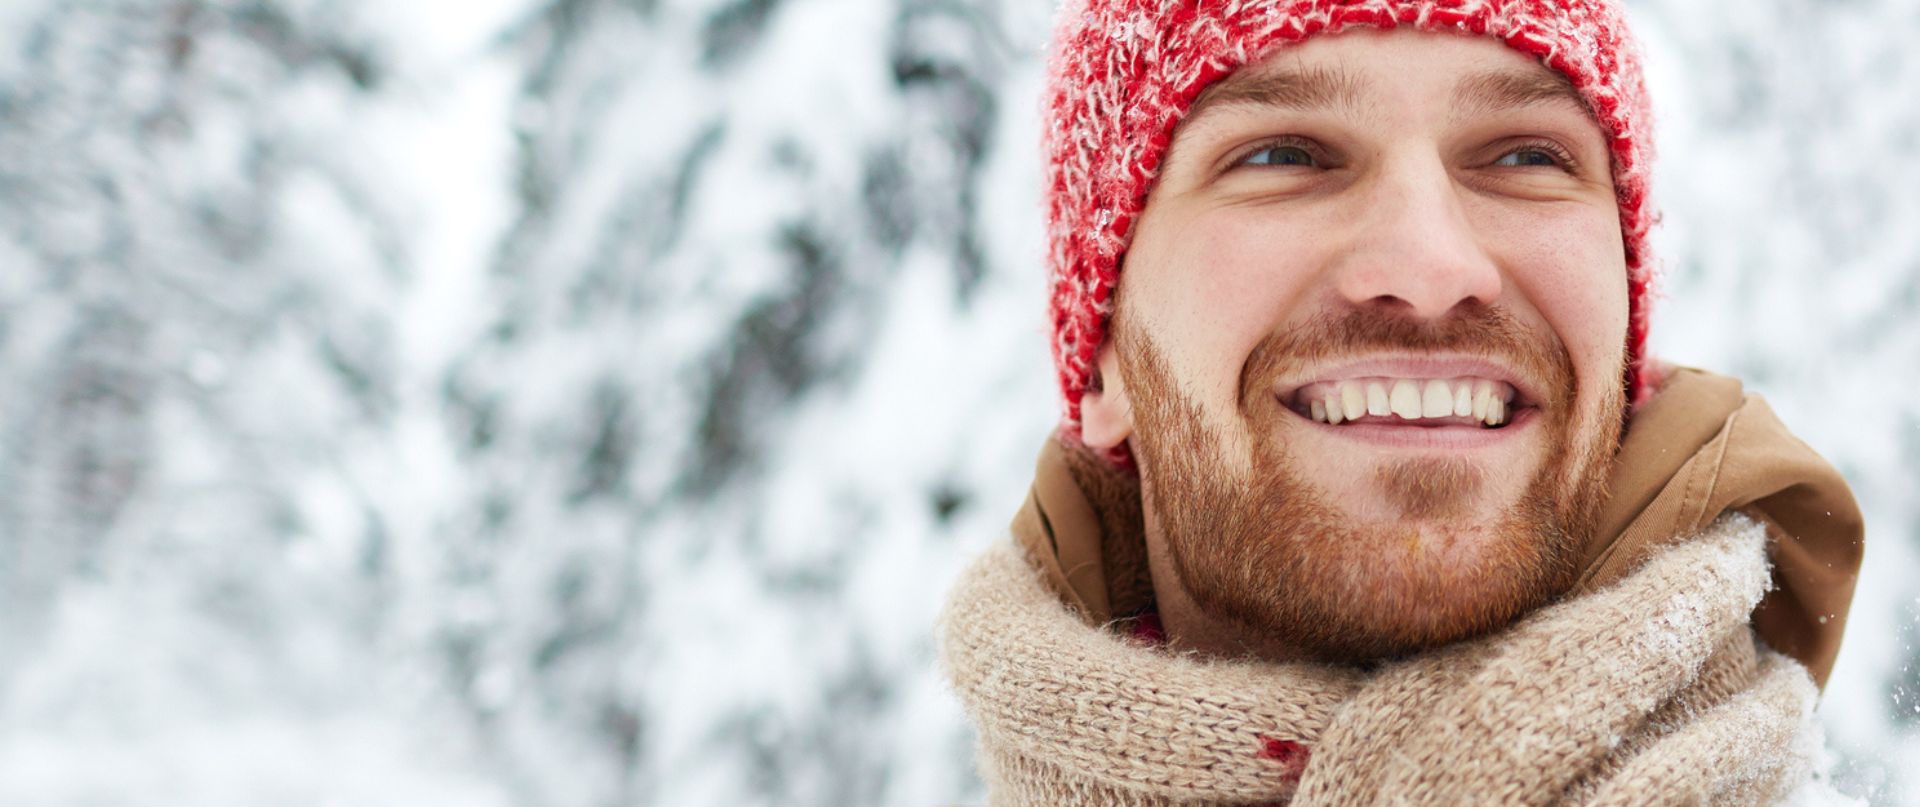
[1118,306,1624,663]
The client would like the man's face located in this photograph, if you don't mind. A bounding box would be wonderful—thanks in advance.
[1080,30,1630,661]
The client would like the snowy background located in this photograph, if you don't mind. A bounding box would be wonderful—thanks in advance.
[0,0,1913,805]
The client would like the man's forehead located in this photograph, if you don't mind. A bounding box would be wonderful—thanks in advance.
[1179,52,1591,139]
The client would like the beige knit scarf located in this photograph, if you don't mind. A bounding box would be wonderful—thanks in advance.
[940,513,1820,805]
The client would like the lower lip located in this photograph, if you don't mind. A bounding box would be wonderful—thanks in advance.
[1295,407,1538,449]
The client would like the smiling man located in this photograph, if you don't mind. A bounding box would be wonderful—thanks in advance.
[941,1,1865,804]
[1085,32,1630,665]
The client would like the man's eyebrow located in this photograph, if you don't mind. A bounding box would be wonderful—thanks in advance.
[1164,65,1365,168]
[1182,65,1368,130]
[1449,68,1589,122]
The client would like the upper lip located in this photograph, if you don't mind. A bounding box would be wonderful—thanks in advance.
[1273,353,1544,410]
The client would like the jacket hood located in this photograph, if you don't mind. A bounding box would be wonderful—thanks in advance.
[1011,366,1864,688]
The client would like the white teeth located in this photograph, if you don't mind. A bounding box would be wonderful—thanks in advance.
[1304,377,1516,426]
[1421,380,1453,418]
[1389,380,1423,419]
[1341,384,1366,422]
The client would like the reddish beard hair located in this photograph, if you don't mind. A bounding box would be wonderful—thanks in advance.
[1117,305,1624,663]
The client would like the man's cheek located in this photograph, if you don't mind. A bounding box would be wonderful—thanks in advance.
[1181,241,1312,372]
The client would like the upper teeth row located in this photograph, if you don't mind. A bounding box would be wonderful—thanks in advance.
[1302,378,1515,426]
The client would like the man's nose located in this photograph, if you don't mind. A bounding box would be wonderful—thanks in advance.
[1328,156,1503,319]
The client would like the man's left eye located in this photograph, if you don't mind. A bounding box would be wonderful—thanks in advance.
[1243,144,1319,167]
[1493,147,1566,168]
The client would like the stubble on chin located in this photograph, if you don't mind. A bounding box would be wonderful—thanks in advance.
[1117,306,1622,664]
[1376,458,1483,521]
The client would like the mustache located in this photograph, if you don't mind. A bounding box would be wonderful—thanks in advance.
[1238,304,1577,411]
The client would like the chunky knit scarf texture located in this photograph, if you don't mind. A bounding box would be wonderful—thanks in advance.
[941,514,1820,805]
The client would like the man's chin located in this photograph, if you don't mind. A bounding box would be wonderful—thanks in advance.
[1290,520,1572,653]
[1347,503,1536,565]
[1243,526,1570,660]
[1292,456,1544,561]
[1149,423,1600,662]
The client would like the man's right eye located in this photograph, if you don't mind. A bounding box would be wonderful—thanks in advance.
[1239,140,1320,168]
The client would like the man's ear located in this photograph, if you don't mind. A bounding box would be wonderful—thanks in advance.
[1080,341,1134,451]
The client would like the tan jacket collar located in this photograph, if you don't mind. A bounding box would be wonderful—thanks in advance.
[1011,367,1864,688]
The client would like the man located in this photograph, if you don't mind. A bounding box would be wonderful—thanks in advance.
[940,1,1865,803]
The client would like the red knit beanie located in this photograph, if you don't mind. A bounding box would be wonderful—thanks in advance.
[1045,0,1658,452]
